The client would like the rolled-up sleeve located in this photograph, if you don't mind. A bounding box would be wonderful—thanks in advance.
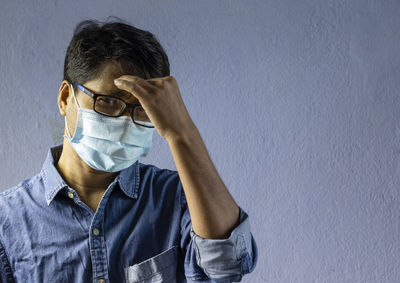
[181,205,258,282]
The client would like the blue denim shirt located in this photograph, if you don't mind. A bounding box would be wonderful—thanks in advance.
[0,145,258,283]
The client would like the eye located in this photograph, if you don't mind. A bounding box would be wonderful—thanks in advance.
[97,97,118,105]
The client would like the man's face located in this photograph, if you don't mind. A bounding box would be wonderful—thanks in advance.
[62,61,143,137]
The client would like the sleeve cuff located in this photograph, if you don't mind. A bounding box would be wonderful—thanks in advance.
[189,207,255,280]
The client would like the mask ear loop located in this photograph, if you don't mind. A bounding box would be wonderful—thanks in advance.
[65,83,80,139]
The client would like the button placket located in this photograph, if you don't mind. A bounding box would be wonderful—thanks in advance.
[89,182,116,283]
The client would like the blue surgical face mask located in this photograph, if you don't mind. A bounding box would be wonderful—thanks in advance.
[64,83,154,172]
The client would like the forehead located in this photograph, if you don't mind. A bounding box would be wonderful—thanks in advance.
[83,61,142,97]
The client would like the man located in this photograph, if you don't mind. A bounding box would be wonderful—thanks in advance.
[0,18,258,282]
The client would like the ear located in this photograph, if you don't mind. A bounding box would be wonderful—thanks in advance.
[57,80,73,116]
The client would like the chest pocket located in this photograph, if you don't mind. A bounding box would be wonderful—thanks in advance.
[124,245,179,283]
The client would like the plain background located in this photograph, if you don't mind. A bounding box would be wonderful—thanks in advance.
[1,1,399,282]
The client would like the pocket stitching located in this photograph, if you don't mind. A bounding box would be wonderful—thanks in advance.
[128,260,177,283]
[124,246,178,282]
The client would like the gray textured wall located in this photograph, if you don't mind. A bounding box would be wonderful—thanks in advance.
[1,1,399,282]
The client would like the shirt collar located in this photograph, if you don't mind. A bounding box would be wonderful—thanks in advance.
[41,144,140,206]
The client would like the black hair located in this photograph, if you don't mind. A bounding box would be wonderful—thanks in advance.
[63,16,170,90]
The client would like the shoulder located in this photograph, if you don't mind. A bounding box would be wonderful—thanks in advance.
[138,162,179,183]
[0,174,42,223]
[137,162,184,203]
[0,174,41,202]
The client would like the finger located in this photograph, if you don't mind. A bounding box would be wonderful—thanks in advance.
[143,77,166,87]
[115,75,159,93]
[113,78,153,101]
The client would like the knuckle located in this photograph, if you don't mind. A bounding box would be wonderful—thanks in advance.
[166,75,175,82]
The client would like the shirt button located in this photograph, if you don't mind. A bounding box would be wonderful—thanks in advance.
[98,280,105,283]
[93,228,100,236]
[67,192,74,199]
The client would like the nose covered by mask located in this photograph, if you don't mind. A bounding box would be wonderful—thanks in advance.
[64,83,155,172]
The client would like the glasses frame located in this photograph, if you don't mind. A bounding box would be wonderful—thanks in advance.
[72,82,154,128]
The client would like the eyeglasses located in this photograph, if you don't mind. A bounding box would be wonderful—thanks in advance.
[72,82,154,128]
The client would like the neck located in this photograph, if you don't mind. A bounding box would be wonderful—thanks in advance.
[56,138,119,197]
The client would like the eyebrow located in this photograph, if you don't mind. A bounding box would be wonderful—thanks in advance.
[105,90,140,103]
[103,90,130,98]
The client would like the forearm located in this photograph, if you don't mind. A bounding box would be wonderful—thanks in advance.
[167,125,240,239]
[114,75,241,239]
